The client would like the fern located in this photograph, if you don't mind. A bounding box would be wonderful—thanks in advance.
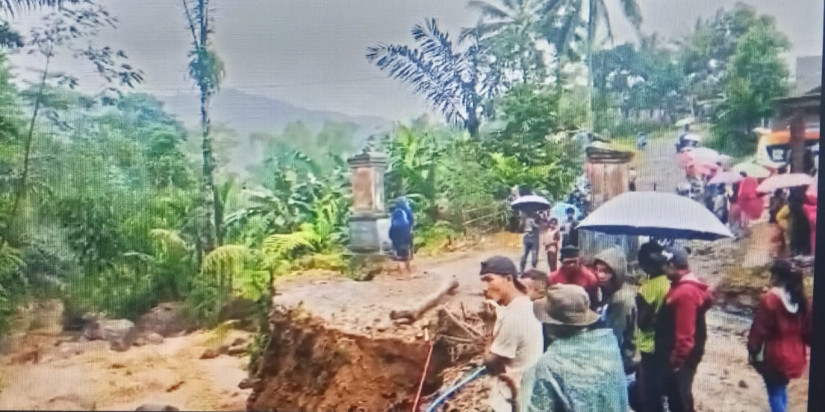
[201,244,249,277]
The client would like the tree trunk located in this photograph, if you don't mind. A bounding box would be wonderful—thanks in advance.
[200,86,219,254]
[0,56,50,251]
[789,113,805,173]
[585,0,596,132]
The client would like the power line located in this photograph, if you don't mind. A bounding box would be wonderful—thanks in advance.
[133,76,391,92]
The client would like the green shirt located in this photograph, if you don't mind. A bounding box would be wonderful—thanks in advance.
[637,275,671,354]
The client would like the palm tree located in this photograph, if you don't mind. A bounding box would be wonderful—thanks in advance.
[182,0,225,254]
[462,0,549,84]
[367,18,494,137]
[541,0,642,128]
[0,0,79,17]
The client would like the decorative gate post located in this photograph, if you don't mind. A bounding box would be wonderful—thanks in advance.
[347,147,390,255]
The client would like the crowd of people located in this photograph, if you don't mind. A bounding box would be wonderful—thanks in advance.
[673,127,817,259]
[477,242,811,412]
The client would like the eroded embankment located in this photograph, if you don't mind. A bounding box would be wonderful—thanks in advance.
[247,305,482,412]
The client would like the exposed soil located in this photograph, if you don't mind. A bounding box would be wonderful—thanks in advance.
[247,306,456,412]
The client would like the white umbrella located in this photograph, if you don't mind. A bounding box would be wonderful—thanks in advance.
[578,191,733,240]
[510,195,551,211]
[732,161,771,178]
[708,171,744,185]
[756,173,816,193]
[688,147,724,164]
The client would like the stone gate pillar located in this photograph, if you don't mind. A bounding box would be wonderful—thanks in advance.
[347,148,390,254]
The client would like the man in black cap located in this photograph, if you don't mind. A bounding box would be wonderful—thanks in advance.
[655,246,713,412]
[479,256,544,412]
[548,246,600,310]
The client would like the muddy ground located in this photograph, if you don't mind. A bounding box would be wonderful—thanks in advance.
[0,137,811,411]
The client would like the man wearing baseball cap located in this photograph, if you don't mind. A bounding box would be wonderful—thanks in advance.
[479,256,544,412]
[520,284,628,411]
[548,245,600,310]
[654,246,713,412]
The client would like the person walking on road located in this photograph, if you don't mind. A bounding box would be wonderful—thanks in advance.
[520,284,629,412]
[479,256,544,412]
[388,200,413,275]
[634,241,672,412]
[655,247,713,412]
[519,211,542,273]
[747,260,812,412]
[542,217,561,272]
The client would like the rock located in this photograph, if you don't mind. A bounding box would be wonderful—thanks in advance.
[57,342,84,359]
[238,378,260,390]
[82,317,138,350]
[146,332,164,345]
[738,380,749,389]
[200,347,222,359]
[227,346,247,356]
[137,302,197,338]
[135,404,180,411]
[217,297,258,329]
[133,337,146,347]
[47,394,95,410]
[231,337,247,347]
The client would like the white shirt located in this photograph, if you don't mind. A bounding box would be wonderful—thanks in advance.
[488,295,544,412]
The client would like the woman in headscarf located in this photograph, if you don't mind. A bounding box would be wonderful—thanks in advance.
[802,191,816,255]
[389,198,413,275]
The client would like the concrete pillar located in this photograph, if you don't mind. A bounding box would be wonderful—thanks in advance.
[346,148,390,254]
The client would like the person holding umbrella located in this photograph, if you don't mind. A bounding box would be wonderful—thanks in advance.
[635,241,672,412]
[519,210,542,274]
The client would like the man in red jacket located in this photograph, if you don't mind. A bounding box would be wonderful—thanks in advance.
[654,247,713,412]
[548,245,600,310]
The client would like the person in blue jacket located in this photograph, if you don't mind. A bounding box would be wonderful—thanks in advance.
[389,198,414,274]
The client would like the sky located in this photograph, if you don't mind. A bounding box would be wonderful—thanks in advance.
[4,0,823,122]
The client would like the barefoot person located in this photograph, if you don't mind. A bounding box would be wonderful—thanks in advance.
[479,256,544,412]
[747,260,812,412]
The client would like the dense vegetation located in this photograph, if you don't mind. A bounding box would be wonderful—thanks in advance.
[0,0,796,335]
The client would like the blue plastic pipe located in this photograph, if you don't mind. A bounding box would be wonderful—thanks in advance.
[424,366,487,412]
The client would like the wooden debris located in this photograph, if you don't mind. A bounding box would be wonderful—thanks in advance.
[389,278,459,324]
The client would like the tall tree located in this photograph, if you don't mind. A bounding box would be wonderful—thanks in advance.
[541,0,642,128]
[462,0,549,84]
[711,23,790,156]
[0,2,142,250]
[182,0,225,253]
[367,18,495,137]
[0,0,81,17]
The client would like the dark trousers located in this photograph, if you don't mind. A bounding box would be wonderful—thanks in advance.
[520,237,539,273]
[663,363,698,412]
[546,249,558,272]
[635,352,664,412]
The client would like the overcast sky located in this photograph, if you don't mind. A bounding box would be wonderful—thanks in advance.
[5,0,823,121]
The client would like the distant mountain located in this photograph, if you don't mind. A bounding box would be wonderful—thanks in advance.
[158,88,392,139]
[157,88,393,176]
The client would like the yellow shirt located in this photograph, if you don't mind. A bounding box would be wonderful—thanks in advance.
[636,275,671,354]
